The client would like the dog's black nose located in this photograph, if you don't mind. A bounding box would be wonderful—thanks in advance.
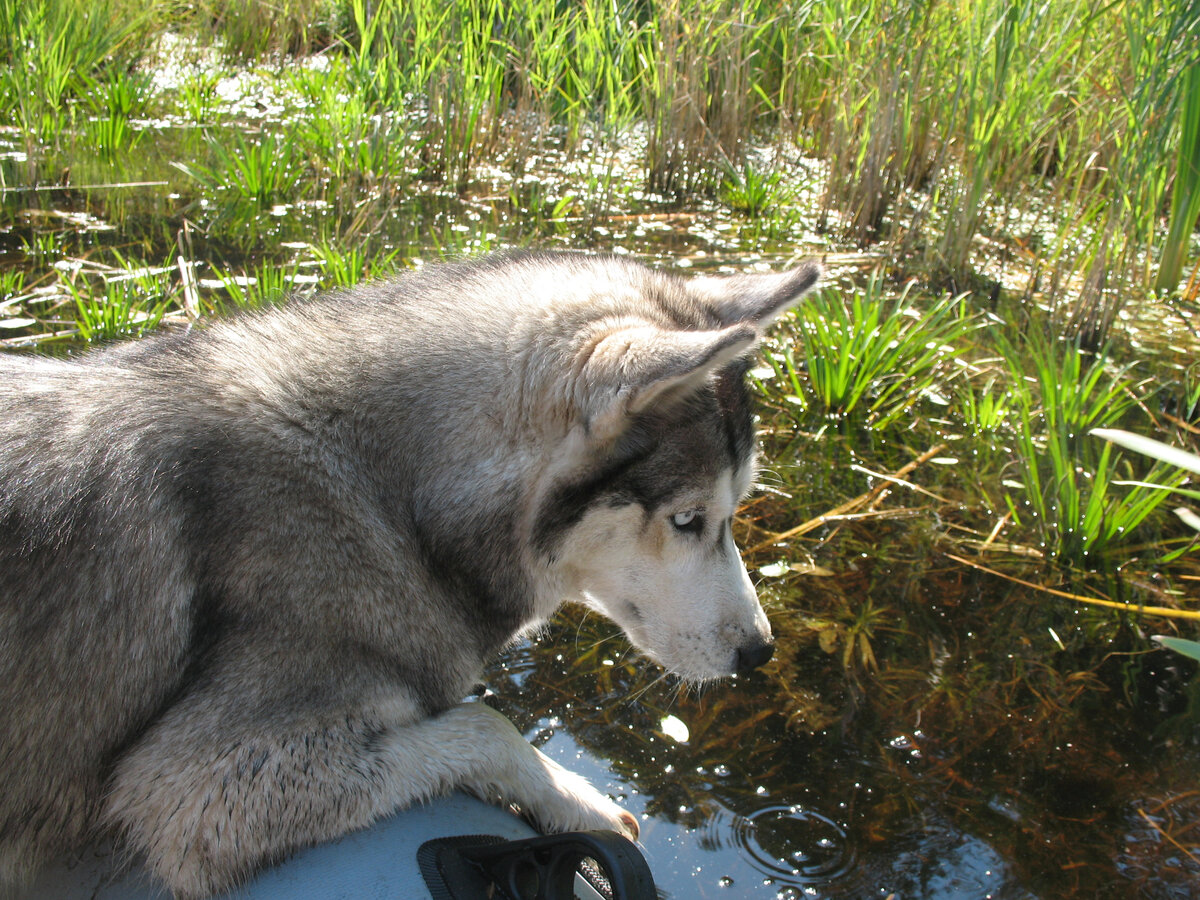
[735,639,775,673]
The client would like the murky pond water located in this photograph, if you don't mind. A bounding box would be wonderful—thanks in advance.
[484,601,1198,900]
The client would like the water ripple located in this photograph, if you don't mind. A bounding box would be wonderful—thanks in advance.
[705,803,855,889]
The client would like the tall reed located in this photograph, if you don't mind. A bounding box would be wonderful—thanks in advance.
[0,0,155,148]
[1155,60,1200,294]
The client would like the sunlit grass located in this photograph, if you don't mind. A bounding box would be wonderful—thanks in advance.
[999,333,1188,568]
[209,263,300,312]
[68,270,174,343]
[0,0,157,148]
[763,274,976,431]
[1,0,1195,324]
[311,243,403,288]
[174,130,307,208]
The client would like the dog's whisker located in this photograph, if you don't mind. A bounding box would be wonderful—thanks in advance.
[626,669,671,705]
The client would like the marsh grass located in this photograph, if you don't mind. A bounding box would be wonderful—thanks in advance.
[1156,61,1200,294]
[3,0,1194,322]
[68,269,174,343]
[174,131,307,208]
[0,0,156,147]
[290,77,416,188]
[197,0,343,59]
[83,70,156,160]
[999,333,1188,567]
[764,274,976,431]
[955,376,1013,436]
[177,72,222,124]
[721,161,791,218]
[2,0,1198,618]
[209,264,299,312]
[311,243,402,288]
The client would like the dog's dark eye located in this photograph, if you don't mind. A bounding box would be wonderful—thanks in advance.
[671,509,704,534]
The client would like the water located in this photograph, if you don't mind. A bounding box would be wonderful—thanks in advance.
[483,606,1199,900]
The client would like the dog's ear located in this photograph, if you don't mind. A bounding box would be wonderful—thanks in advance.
[689,259,822,329]
[580,322,757,442]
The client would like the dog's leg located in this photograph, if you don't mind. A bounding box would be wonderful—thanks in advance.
[431,703,640,839]
[105,700,634,899]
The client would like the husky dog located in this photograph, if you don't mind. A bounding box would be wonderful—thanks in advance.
[0,251,820,898]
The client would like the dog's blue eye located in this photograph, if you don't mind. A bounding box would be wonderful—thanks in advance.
[671,510,704,534]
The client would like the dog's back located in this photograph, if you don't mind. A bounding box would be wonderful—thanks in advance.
[0,351,189,879]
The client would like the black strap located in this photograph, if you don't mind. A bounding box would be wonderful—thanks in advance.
[418,830,657,900]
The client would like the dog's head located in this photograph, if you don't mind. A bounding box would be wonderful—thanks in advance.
[529,259,821,683]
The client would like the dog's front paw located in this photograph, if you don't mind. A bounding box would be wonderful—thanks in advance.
[525,754,639,841]
[450,702,638,841]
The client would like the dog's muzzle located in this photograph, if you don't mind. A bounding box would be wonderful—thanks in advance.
[735,638,775,673]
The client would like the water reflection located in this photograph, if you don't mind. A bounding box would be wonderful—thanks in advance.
[483,608,1198,900]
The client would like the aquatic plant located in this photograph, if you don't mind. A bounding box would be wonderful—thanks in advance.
[83,70,154,160]
[177,72,222,124]
[1155,60,1200,294]
[197,0,342,59]
[209,263,299,312]
[291,78,415,188]
[174,130,307,208]
[765,274,975,431]
[0,0,154,147]
[720,161,791,218]
[1002,338,1184,567]
[1091,427,1200,558]
[0,271,26,304]
[311,243,402,288]
[640,0,766,194]
[954,376,1013,435]
[84,116,144,161]
[1155,635,1200,663]
[69,273,173,343]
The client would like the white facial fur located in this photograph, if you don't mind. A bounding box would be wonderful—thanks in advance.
[552,463,770,683]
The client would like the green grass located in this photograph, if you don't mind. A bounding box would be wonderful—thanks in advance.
[174,131,307,208]
[1000,334,1187,568]
[0,0,156,147]
[763,274,976,431]
[197,0,343,59]
[1156,61,1200,294]
[311,243,403,288]
[1,0,1195,317]
[209,263,299,312]
[954,376,1013,436]
[69,271,174,343]
[720,161,792,218]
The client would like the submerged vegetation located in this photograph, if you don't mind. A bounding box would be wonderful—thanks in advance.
[2,0,1199,896]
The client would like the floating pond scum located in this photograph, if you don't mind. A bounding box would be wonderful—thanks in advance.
[2,1,1200,897]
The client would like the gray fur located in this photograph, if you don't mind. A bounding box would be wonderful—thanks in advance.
[0,251,820,898]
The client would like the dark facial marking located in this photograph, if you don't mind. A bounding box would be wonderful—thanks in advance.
[714,359,756,468]
[533,390,737,556]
